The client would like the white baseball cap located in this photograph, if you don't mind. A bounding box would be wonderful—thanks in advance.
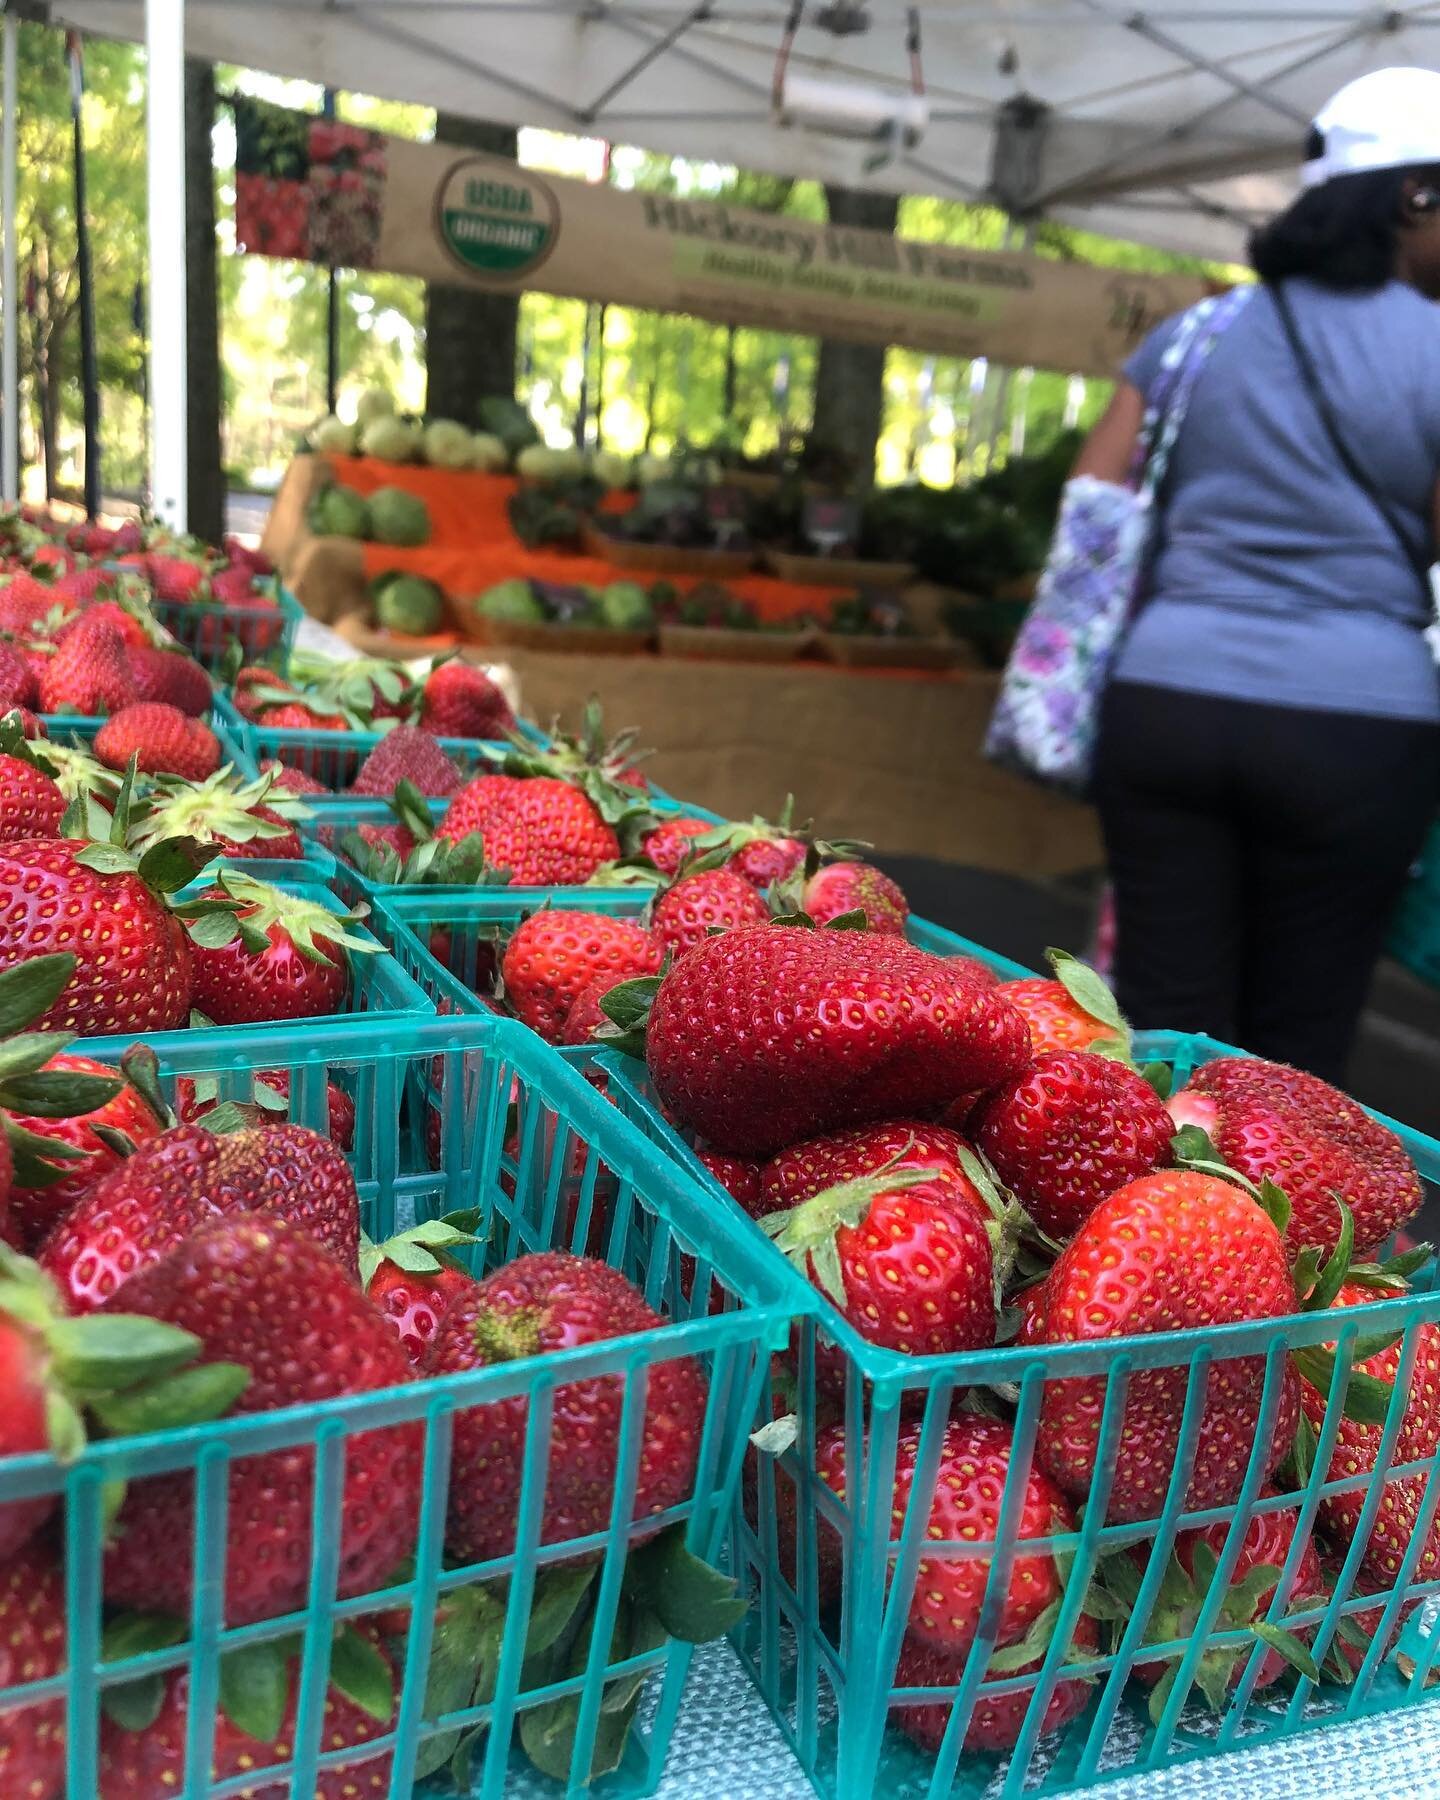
[1301,67,1440,188]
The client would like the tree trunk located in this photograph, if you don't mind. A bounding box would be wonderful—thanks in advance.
[184,60,224,542]
[723,325,738,418]
[424,115,520,426]
[807,185,898,486]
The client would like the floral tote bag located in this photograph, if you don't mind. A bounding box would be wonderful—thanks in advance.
[983,285,1253,795]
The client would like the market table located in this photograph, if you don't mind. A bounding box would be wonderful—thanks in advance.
[261,452,1100,875]
[649,1642,1440,1800]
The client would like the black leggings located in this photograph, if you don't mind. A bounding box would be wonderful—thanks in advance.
[1093,681,1440,1082]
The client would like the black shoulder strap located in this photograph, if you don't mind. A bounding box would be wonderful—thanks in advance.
[1270,281,1433,586]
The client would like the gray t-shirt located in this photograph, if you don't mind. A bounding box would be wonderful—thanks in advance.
[1115,278,1440,721]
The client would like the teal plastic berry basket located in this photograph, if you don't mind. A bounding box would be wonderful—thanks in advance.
[148,579,303,673]
[0,1012,797,1798]
[238,721,502,795]
[374,888,654,1068]
[598,1030,1440,1800]
[73,877,434,1057]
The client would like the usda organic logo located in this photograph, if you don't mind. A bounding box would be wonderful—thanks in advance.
[435,158,559,279]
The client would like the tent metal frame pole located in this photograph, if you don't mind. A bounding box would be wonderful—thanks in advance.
[68,31,102,520]
[146,0,186,530]
[2,12,17,506]
[1034,15,1368,207]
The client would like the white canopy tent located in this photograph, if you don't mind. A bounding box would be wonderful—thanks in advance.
[8,0,1440,523]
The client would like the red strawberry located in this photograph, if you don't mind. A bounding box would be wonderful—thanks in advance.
[133,768,306,862]
[996,977,1111,1055]
[234,667,295,722]
[0,1542,66,1798]
[558,977,614,1047]
[761,1119,975,1210]
[99,1627,395,1799]
[803,860,909,933]
[94,702,221,781]
[641,815,712,875]
[258,700,348,731]
[474,777,621,886]
[641,925,1031,1158]
[207,564,257,604]
[1015,1278,1050,1346]
[68,598,148,647]
[0,641,37,711]
[1037,1172,1300,1522]
[361,1220,480,1365]
[100,1214,420,1625]
[892,1614,1100,1754]
[1172,1058,1422,1256]
[0,752,64,843]
[697,1149,764,1216]
[352,820,416,861]
[1131,1488,1326,1701]
[7,1054,163,1249]
[0,1300,53,1561]
[261,757,331,797]
[145,553,206,603]
[38,616,138,715]
[818,1413,1077,1654]
[40,1119,360,1310]
[0,573,62,635]
[425,1250,704,1564]
[126,644,212,716]
[972,1051,1174,1239]
[652,867,770,958]
[502,910,661,1044]
[1297,1281,1440,1589]
[730,835,805,890]
[176,1068,356,1151]
[0,839,193,1037]
[188,877,376,1027]
[945,954,1000,988]
[761,1165,996,1366]
[351,725,464,798]
[421,659,515,738]
[0,708,44,741]
[437,770,522,841]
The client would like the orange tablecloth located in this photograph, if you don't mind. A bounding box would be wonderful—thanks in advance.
[328,456,843,624]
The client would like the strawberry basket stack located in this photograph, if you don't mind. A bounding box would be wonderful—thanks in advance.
[0,1013,794,1798]
[586,942,1440,1799]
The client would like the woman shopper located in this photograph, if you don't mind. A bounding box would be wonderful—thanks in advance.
[1078,67,1440,1082]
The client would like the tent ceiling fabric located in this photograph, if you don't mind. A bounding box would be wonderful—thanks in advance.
[51,0,1440,258]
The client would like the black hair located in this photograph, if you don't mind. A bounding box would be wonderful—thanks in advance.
[1251,139,1440,288]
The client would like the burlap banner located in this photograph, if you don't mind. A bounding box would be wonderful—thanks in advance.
[232,96,1212,377]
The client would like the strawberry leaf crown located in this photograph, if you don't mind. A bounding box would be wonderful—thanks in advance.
[0,952,139,1183]
[0,1240,247,1470]
[2,717,128,818]
[277,651,421,730]
[335,779,505,888]
[1046,946,1133,1061]
[0,710,60,778]
[358,1213,481,1288]
[186,870,382,968]
[128,765,311,856]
